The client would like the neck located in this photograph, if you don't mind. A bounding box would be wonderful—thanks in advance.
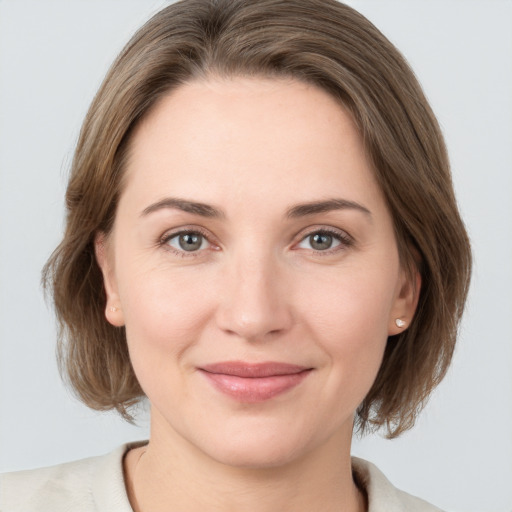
[124,414,366,512]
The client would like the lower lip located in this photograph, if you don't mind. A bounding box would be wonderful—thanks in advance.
[199,370,311,403]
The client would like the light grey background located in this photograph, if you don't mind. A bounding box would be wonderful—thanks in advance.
[1,1,511,511]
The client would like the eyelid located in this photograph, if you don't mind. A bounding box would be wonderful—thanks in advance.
[156,224,354,257]
[293,225,354,253]
[159,225,219,255]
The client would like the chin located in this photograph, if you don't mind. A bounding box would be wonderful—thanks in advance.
[187,414,338,470]
[204,435,308,470]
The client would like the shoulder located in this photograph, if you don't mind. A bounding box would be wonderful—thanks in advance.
[0,443,139,512]
[0,454,98,512]
[352,457,445,512]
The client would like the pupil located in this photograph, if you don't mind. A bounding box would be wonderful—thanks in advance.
[311,233,332,250]
[179,233,202,251]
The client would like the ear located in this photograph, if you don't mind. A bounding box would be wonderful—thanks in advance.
[94,232,125,327]
[388,265,421,336]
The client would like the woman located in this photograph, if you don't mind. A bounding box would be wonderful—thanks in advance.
[0,0,472,510]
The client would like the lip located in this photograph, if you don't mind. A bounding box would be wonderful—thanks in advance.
[198,361,312,403]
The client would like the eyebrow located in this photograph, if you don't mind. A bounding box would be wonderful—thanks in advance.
[286,198,372,218]
[141,198,225,218]
[140,197,371,219]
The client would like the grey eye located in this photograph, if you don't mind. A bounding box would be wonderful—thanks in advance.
[297,231,342,251]
[309,233,333,250]
[168,232,207,252]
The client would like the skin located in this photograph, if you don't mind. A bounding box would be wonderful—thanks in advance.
[96,77,420,512]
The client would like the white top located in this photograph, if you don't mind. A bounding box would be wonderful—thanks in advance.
[0,442,443,511]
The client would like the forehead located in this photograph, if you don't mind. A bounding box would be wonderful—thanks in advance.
[121,77,384,214]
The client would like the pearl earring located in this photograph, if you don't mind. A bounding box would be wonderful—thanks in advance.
[109,306,118,313]
[395,318,406,328]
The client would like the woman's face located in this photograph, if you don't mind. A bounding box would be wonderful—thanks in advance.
[97,77,418,467]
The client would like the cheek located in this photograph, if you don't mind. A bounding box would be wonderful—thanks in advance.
[301,259,398,339]
[298,262,397,394]
[118,263,217,375]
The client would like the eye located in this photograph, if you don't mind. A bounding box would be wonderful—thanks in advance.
[304,232,339,251]
[165,231,210,253]
[296,229,352,252]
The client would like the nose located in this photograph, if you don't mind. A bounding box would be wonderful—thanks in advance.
[215,249,293,341]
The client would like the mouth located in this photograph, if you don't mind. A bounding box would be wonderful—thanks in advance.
[198,361,313,403]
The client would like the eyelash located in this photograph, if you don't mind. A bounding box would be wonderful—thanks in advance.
[296,227,354,256]
[158,226,354,258]
[159,226,216,258]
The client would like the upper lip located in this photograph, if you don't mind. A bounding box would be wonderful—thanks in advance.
[199,361,311,378]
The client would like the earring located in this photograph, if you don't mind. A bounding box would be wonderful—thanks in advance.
[109,306,118,313]
[395,318,406,328]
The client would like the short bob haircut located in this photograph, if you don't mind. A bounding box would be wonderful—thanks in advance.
[44,0,471,438]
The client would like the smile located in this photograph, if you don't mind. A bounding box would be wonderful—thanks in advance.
[198,361,313,403]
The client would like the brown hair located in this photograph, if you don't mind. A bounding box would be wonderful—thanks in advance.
[43,0,471,437]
